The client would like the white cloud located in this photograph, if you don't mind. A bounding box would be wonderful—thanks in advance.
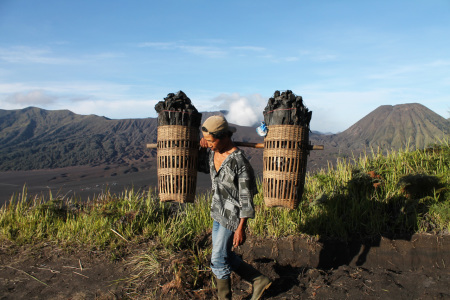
[313,54,338,62]
[285,57,299,62]
[85,52,125,60]
[231,46,266,52]
[137,41,226,58]
[0,46,76,64]
[2,82,444,134]
[0,67,9,77]
[0,83,29,92]
[136,40,336,64]
[440,77,450,86]
[5,90,58,105]
[1,92,159,119]
[0,46,123,66]
[297,49,338,62]
[138,42,175,49]
[227,98,259,126]
[178,45,226,58]
[210,90,365,133]
[136,41,280,60]
[205,90,389,133]
[0,81,160,119]
[211,93,266,127]
[6,81,130,100]
[426,60,450,68]
[62,99,159,119]
[298,88,406,132]
[194,89,387,133]
[367,65,419,80]
[367,60,450,81]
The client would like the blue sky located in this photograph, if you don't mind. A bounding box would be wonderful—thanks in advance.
[0,0,449,133]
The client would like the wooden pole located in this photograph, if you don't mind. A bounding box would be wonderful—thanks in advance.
[146,142,324,150]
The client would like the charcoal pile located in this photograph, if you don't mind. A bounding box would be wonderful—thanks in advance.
[263,90,312,127]
[155,91,202,127]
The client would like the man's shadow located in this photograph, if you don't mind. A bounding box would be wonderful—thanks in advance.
[247,172,443,298]
[238,171,443,298]
[306,171,443,270]
[249,258,309,299]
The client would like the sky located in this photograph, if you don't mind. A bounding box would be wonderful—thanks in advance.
[0,0,449,133]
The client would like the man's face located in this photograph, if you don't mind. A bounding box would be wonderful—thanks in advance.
[203,132,223,152]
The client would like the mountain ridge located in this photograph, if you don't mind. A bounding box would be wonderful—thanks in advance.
[336,103,449,149]
[0,104,448,171]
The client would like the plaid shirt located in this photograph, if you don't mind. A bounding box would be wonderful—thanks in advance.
[198,148,257,232]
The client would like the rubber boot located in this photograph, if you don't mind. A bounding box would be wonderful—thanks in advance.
[235,262,272,300]
[216,277,232,300]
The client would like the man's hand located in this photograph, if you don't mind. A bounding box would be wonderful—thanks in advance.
[233,227,246,247]
[233,218,247,248]
[199,137,209,149]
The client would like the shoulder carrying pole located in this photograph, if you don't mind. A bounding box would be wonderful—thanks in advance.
[146,142,323,150]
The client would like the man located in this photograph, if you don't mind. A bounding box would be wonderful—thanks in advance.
[198,115,271,300]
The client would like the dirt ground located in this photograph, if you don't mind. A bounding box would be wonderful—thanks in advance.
[0,164,212,207]
[1,165,449,299]
[1,235,449,300]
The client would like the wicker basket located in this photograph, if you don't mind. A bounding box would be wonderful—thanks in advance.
[157,125,199,203]
[263,125,309,209]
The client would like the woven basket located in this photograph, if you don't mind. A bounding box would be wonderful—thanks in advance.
[157,125,199,203]
[263,125,309,209]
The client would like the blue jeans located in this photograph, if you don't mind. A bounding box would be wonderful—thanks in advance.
[211,220,243,279]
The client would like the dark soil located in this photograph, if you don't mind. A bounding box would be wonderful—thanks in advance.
[0,164,213,207]
[1,234,449,299]
[0,242,130,299]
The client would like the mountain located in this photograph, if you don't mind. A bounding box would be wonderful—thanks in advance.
[332,103,449,150]
[0,107,262,171]
[293,103,449,170]
[0,107,159,170]
[0,104,448,172]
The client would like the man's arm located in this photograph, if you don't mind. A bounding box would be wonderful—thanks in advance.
[233,218,247,247]
[198,138,210,174]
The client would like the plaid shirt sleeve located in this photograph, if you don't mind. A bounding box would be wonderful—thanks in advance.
[237,160,257,219]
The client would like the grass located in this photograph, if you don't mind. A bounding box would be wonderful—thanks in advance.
[0,186,215,254]
[1,142,449,249]
[1,142,449,296]
[250,142,449,240]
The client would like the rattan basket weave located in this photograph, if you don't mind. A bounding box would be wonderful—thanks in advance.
[157,125,199,203]
[263,125,309,209]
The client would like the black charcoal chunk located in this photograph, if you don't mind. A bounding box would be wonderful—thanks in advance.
[155,91,202,127]
[263,90,312,127]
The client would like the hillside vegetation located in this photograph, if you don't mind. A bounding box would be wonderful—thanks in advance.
[1,142,448,297]
[1,142,448,248]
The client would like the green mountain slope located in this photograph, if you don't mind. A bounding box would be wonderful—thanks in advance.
[0,107,158,170]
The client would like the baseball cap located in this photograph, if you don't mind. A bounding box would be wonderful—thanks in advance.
[202,115,236,134]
